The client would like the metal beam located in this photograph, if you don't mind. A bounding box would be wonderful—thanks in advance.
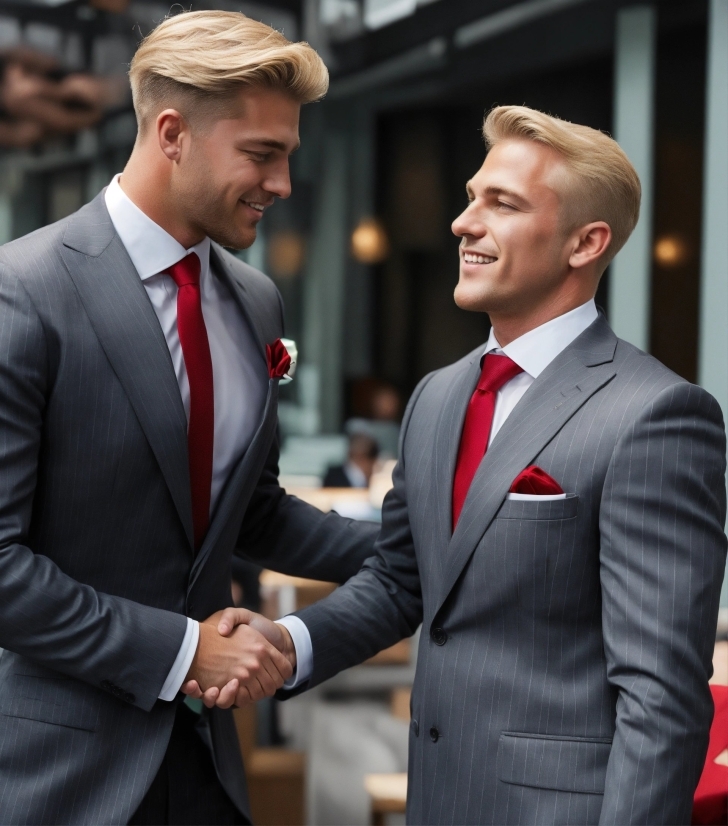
[698,0,728,606]
[453,0,594,50]
[609,4,656,351]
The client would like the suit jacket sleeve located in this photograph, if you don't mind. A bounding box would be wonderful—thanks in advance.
[236,433,379,584]
[598,381,727,825]
[274,374,434,691]
[0,269,188,712]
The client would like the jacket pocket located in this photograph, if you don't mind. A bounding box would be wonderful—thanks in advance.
[0,674,100,732]
[496,493,579,521]
[497,731,611,794]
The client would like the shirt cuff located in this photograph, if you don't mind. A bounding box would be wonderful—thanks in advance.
[276,614,313,689]
[158,618,199,701]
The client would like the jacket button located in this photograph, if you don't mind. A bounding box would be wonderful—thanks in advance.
[431,627,447,646]
[411,719,419,737]
[429,726,440,743]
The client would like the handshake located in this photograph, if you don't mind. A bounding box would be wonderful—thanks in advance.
[181,609,296,709]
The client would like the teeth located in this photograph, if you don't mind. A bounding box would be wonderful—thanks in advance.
[463,253,496,264]
[247,202,265,212]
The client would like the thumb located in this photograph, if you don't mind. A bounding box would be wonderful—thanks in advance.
[217,607,253,636]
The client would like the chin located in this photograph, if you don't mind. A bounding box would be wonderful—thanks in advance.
[207,225,257,251]
[454,282,491,313]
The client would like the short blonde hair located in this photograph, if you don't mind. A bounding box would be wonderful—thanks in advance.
[483,105,640,265]
[130,10,328,132]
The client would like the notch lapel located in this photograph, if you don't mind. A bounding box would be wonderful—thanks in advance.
[435,316,618,616]
[61,195,194,549]
[188,378,280,591]
[430,354,483,555]
[210,244,269,362]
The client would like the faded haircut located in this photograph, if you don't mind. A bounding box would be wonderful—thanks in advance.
[483,105,641,267]
[129,10,328,134]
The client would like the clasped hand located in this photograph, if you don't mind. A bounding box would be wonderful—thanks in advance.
[181,608,296,709]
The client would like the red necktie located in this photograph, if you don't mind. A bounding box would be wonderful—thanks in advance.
[452,354,523,529]
[166,253,214,550]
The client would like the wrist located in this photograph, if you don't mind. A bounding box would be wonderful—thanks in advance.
[276,622,297,670]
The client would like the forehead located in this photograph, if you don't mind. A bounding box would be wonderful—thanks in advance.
[471,139,566,201]
[221,87,301,144]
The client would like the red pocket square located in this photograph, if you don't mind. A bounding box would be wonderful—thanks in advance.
[509,466,564,495]
[266,338,291,379]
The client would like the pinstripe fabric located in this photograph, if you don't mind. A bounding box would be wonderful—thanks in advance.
[294,315,728,825]
[0,194,379,825]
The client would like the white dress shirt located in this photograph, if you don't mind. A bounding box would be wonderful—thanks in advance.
[104,175,268,700]
[282,299,599,688]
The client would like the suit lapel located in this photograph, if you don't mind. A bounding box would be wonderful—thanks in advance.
[210,244,269,360]
[435,316,618,616]
[61,195,194,549]
[188,378,279,589]
[430,354,483,555]
[187,248,283,585]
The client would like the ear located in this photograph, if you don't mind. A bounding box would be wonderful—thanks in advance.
[156,109,187,161]
[568,221,611,271]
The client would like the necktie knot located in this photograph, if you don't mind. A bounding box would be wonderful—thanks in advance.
[477,353,523,395]
[167,252,201,289]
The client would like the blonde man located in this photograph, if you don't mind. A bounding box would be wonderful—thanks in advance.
[209,106,728,824]
[0,12,380,825]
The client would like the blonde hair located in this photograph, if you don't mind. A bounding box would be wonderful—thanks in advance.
[130,10,328,133]
[483,105,640,265]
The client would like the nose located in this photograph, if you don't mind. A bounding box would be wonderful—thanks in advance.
[451,202,481,239]
[263,158,292,200]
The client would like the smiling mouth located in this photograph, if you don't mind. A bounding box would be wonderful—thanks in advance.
[242,200,269,213]
[462,252,497,264]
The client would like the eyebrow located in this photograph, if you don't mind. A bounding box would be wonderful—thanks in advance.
[245,137,301,153]
[466,181,530,206]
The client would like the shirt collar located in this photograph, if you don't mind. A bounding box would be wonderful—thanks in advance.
[483,299,599,378]
[104,173,210,282]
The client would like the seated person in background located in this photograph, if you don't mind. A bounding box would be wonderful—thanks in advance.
[323,433,379,488]
[346,383,402,458]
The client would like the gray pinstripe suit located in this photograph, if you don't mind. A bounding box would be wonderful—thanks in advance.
[0,193,377,825]
[292,316,727,825]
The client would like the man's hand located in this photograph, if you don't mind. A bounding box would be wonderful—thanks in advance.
[181,609,296,709]
[181,610,294,709]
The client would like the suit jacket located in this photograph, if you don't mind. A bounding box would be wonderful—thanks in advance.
[0,193,378,825]
[292,315,727,825]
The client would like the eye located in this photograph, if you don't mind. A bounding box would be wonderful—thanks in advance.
[497,200,516,211]
[246,151,271,163]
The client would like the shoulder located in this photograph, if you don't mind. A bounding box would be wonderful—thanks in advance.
[0,217,72,278]
[611,337,724,431]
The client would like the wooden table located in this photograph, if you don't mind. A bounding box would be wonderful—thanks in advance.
[365,772,407,826]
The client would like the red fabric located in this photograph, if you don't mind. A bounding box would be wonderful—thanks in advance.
[452,354,523,529]
[692,685,728,825]
[266,339,291,379]
[167,253,214,551]
[509,465,564,495]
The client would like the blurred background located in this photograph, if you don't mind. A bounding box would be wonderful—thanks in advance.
[0,0,726,823]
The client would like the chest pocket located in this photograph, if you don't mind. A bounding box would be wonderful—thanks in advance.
[496,493,579,521]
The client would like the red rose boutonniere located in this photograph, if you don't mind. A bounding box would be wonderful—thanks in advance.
[266,338,293,380]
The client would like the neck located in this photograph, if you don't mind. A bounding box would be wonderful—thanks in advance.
[120,147,205,249]
[489,287,594,347]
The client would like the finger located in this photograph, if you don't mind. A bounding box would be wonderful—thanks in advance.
[202,686,220,709]
[258,651,286,691]
[254,660,279,696]
[215,679,239,709]
[181,680,202,698]
[265,639,294,681]
[239,671,265,703]
[217,607,252,636]
[235,684,254,706]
